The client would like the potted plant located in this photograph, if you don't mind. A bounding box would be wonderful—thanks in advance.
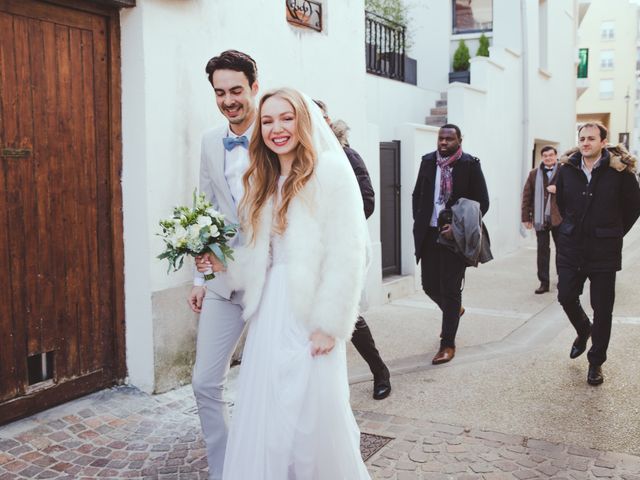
[449,40,471,83]
[476,33,490,57]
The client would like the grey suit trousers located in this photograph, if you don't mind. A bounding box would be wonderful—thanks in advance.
[191,289,244,480]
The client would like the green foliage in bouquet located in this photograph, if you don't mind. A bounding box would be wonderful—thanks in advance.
[157,190,237,278]
[453,40,471,72]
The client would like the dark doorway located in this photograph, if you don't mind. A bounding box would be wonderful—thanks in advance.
[379,141,401,277]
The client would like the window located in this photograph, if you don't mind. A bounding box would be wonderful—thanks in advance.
[577,48,589,78]
[601,21,615,40]
[453,0,493,34]
[599,79,614,99]
[600,50,614,69]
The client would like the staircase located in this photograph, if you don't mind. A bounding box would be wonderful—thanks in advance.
[425,91,448,127]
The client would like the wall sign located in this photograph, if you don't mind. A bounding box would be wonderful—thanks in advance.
[286,0,322,32]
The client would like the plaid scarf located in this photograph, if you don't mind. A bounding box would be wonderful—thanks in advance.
[436,146,463,205]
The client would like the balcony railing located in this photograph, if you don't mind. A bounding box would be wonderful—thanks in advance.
[365,11,405,81]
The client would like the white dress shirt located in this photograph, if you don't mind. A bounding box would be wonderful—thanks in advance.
[224,125,253,206]
[429,165,444,227]
[581,156,602,183]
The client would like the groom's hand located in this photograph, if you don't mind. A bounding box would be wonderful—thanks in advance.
[187,286,206,313]
[195,253,226,273]
[310,330,336,356]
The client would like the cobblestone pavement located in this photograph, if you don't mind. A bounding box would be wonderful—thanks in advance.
[1,385,640,479]
[356,410,640,480]
[0,387,207,480]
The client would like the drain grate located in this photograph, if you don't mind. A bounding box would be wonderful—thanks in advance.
[360,432,393,461]
[184,406,391,461]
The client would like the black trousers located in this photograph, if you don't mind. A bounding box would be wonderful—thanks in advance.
[420,227,467,348]
[350,316,387,377]
[536,227,558,286]
[557,267,616,366]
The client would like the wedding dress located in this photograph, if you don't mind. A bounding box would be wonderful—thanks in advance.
[222,177,370,480]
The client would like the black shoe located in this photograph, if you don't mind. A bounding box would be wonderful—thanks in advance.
[373,366,391,400]
[587,364,604,386]
[569,324,592,359]
[535,283,549,294]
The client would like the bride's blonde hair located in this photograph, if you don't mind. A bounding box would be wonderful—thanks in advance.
[240,88,316,243]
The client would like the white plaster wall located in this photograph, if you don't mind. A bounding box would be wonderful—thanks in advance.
[120,3,155,393]
[366,74,440,142]
[406,1,451,93]
[120,0,370,390]
[395,123,439,289]
[527,0,577,157]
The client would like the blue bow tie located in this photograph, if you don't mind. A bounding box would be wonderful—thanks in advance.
[223,135,249,151]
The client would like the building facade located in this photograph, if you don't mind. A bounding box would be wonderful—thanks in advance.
[0,0,582,422]
[576,0,639,153]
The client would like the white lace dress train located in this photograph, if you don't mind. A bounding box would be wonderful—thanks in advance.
[222,233,370,480]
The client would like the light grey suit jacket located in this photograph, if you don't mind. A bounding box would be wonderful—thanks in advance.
[196,125,244,299]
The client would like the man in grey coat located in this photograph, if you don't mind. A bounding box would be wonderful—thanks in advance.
[186,50,258,480]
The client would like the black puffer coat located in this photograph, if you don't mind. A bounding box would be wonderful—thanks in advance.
[344,146,375,219]
[555,147,640,272]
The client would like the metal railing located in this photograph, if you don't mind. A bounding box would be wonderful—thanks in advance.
[365,11,406,81]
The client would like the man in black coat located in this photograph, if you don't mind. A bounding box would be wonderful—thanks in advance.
[314,100,391,400]
[412,124,489,365]
[555,122,640,386]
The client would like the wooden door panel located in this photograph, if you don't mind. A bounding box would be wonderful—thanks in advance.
[0,10,31,400]
[0,0,123,421]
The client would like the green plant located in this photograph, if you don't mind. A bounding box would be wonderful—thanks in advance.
[476,33,490,57]
[366,0,414,49]
[452,40,470,71]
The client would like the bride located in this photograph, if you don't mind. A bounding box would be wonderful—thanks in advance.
[221,87,371,479]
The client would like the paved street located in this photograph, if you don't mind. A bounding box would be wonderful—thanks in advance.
[1,226,639,479]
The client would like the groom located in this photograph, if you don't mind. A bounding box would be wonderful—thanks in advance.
[187,49,258,480]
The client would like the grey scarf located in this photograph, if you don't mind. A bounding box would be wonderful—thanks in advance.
[533,164,556,231]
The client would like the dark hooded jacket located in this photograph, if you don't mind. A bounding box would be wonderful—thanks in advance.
[555,145,640,272]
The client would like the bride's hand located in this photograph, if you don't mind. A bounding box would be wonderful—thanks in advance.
[309,330,335,357]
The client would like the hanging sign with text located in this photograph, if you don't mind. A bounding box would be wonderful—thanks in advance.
[286,0,322,32]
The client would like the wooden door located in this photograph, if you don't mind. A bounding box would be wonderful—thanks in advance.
[0,0,125,424]
[379,141,401,277]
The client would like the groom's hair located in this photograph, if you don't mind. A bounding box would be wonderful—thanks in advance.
[205,50,258,87]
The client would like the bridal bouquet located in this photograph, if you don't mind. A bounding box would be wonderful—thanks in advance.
[157,190,237,280]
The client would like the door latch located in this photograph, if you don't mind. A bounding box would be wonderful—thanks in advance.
[1,148,32,158]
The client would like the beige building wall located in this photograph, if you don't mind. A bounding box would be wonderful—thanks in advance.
[577,0,639,152]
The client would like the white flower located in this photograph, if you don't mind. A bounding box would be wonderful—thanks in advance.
[187,224,201,240]
[186,224,204,252]
[197,215,213,227]
[171,225,188,248]
[209,224,220,238]
[206,207,225,221]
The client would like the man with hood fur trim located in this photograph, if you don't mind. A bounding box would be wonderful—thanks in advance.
[555,122,640,386]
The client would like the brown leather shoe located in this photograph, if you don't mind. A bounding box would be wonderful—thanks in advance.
[432,346,455,365]
[535,283,549,294]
